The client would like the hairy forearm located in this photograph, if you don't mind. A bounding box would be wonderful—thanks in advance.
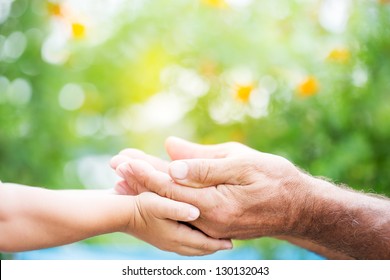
[0,183,134,252]
[293,175,390,259]
[276,236,353,259]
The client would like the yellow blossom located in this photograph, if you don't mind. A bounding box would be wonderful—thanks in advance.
[71,23,86,39]
[327,48,350,63]
[47,2,62,17]
[298,76,319,97]
[234,83,254,103]
[202,0,228,8]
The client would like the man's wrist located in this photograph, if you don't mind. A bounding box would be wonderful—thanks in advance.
[286,172,339,237]
[289,174,361,257]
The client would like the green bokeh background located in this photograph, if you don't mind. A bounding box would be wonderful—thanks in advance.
[1,0,389,259]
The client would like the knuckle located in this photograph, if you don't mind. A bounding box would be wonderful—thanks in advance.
[162,181,176,200]
[196,161,212,184]
[171,205,182,219]
[225,141,245,152]
[138,170,150,184]
[171,233,181,246]
[214,142,239,158]
[129,181,141,194]
[226,141,242,148]
[198,242,210,251]
[137,169,158,192]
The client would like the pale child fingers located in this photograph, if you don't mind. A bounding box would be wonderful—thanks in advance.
[175,223,233,253]
[158,221,232,256]
[115,162,149,194]
[119,148,169,172]
[117,159,198,204]
[114,180,138,195]
[110,155,130,169]
[174,245,225,256]
[116,159,160,191]
[141,192,200,221]
[146,219,231,256]
[174,247,214,256]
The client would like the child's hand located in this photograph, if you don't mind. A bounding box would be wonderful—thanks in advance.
[123,192,232,256]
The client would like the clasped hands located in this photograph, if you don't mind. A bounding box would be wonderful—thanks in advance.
[111,136,307,255]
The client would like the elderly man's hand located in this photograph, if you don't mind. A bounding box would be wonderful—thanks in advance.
[111,137,307,239]
[111,137,390,259]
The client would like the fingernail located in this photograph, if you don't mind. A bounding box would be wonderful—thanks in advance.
[188,207,200,220]
[170,161,188,180]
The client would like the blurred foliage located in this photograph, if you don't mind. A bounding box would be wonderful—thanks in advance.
[1,0,390,259]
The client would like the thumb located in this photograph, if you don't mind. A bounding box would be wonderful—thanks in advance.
[168,158,244,188]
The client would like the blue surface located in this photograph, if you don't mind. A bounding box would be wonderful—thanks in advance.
[14,242,324,260]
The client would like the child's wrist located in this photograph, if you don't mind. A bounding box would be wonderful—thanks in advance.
[116,195,137,234]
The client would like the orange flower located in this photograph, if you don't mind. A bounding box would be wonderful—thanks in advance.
[71,23,86,39]
[298,76,319,97]
[200,60,218,78]
[327,48,350,63]
[234,83,254,103]
[202,0,228,8]
[47,2,62,17]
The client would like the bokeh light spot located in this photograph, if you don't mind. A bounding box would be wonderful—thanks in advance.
[7,78,32,105]
[75,113,102,137]
[327,48,350,63]
[0,0,13,24]
[319,0,351,34]
[58,83,85,111]
[1,32,27,62]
